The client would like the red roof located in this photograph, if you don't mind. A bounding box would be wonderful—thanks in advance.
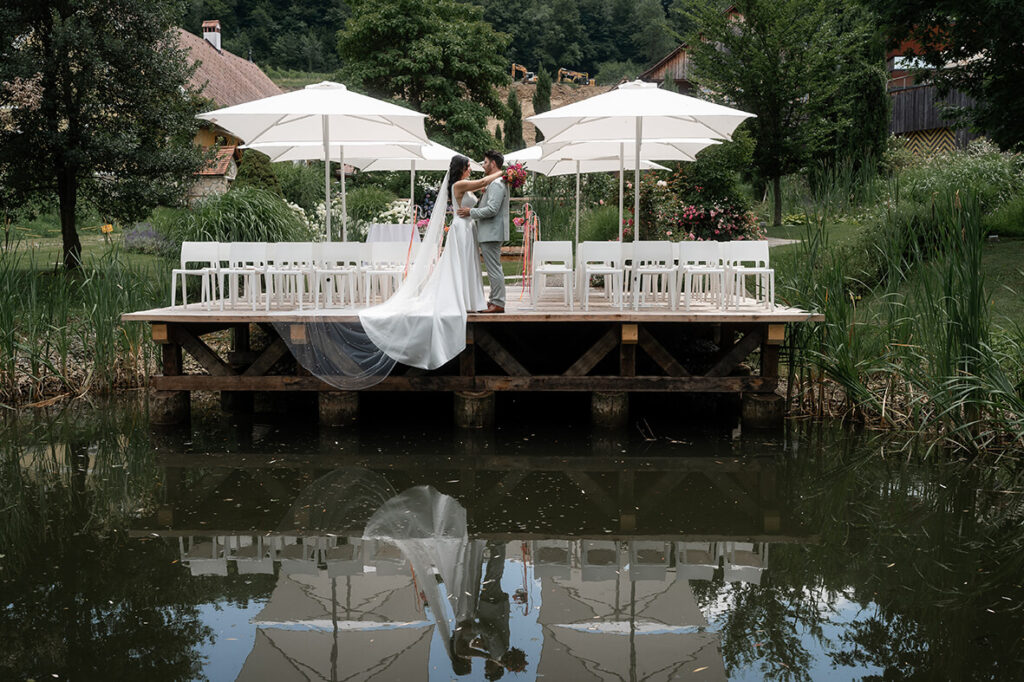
[177,28,282,109]
[197,145,238,176]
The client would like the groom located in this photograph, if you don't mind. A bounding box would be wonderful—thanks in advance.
[458,150,509,314]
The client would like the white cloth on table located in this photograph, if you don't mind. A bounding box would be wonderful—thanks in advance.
[367,223,420,243]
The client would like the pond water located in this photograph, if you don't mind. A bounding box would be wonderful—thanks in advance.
[1,396,1022,681]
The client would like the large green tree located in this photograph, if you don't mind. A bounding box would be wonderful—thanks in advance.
[0,0,205,268]
[337,0,509,158]
[864,0,1024,149]
[684,0,883,225]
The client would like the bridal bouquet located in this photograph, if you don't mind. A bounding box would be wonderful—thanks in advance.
[503,162,527,189]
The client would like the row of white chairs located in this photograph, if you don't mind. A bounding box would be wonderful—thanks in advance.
[172,241,421,311]
[532,240,775,311]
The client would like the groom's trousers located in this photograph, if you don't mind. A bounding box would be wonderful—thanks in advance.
[480,241,505,308]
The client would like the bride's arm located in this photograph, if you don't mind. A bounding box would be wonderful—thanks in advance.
[452,170,503,194]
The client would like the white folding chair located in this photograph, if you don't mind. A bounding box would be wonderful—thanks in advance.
[219,242,267,311]
[722,241,774,310]
[363,241,408,305]
[531,539,572,579]
[581,539,620,582]
[678,241,726,311]
[633,241,677,310]
[179,535,229,576]
[578,241,624,310]
[674,541,718,582]
[314,242,363,308]
[628,541,670,582]
[531,240,574,309]
[229,535,275,575]
[171,241,220,308]
[265,242,315,311]
[718,541,768,584]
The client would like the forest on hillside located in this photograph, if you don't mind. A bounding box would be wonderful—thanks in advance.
[183,0,693,81]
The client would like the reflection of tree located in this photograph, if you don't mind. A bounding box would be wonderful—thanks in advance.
[0,403,274,680]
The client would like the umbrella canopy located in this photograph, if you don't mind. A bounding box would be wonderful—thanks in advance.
[198,81,430,241]
[537,138,720,163]
[528,80,753,144]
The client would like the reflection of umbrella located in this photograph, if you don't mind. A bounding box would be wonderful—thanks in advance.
[529,80,753,241]
[198,81,429,241]
[537,568,727,680]
[505,145,671,247]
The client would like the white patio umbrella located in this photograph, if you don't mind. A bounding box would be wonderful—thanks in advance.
[528,80,754,240]
[506,145,671,247]
[198,81,429,241]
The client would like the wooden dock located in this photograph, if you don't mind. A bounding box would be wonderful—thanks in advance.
[123,285,822,428]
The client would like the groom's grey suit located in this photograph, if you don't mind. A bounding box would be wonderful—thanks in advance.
[469,178,510,308]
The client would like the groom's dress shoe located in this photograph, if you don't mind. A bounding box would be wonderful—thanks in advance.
[484,304,505,314]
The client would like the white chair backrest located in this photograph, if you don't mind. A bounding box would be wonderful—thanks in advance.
[180,241,218,269]
[370,241,409,265]
[269,242,314,267]
[317,242,363,267]
[678,240,722,266]
[217,242,231,265]
[533,240,573,267]
[633,240,673,266]
[228,242,267,267]
[721,240,769,268]
[580,241,622,266]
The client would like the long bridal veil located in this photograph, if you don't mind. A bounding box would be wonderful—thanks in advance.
[275,171,464,389]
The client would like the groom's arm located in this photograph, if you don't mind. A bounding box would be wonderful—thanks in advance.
[469,183,504,220]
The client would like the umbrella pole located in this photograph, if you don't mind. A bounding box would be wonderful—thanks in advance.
[410,161,416,223]
[323,117,331,241]
[633,118,641,310]
[575,161,580,249]
[618,143,624,241]
[341,146,347,242]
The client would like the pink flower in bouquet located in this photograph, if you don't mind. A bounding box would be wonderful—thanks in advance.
[502,162,528,189]
[513,216,525,227]
[416,219,430,229]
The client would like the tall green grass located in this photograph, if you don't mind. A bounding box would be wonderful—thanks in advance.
[157,187,314,243]
[0,246,169,407]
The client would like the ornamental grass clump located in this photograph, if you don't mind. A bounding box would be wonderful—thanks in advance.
[163,187,314,244]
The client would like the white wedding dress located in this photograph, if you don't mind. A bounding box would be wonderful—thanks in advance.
[358,176,487,370]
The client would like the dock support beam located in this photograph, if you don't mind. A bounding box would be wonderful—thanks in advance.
[592,391,629,428]
[150,326,189,426]
[319,392,359,426]
[455,391,494,429]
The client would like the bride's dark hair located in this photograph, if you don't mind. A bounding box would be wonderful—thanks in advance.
[448,155,470,209]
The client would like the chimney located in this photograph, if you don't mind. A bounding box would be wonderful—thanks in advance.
[202,20,221,52]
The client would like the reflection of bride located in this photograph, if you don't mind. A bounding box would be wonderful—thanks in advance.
[358,158,501,370]
[362,486,526,677]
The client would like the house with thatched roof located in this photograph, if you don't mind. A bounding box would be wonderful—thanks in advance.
[179,20,282,202]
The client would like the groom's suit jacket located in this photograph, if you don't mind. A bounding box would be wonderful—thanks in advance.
[469,178,510,243]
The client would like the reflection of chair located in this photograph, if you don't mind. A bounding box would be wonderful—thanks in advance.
[230,535,274,575]
[532,539,572,579]
[581,540,620,582]
[179,536,229,576]
[324,537,364,577]
[628,541,670,582]
[674,542,718,582]
[274,536,320,576]
[367,539,407,576]
[718,542,768,584]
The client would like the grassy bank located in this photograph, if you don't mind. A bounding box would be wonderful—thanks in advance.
[768,144,1024,455]
[0,239,170,407]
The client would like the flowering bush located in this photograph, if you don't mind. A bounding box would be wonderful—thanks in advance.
[667,203,762,241]
[377,199,412,224]
[123,223,176,257]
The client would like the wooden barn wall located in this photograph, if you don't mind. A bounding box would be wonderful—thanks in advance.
[889,85,975,135]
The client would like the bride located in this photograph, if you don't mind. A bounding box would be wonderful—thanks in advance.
[356,157,502,371]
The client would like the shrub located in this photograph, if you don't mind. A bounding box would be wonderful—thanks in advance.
[122,222,176,257]
[580,205,621,242]
[233,150,283,196]
[345,186,396,224]
[898,138,1024,210]
[982,192,1024,238]
[273,161,325,212]
[161,187,313,243]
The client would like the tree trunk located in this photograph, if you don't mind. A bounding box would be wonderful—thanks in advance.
[57,168,81,269]
[772,175,783,227]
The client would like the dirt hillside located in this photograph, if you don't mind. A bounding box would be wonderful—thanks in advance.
[491,82,613,147]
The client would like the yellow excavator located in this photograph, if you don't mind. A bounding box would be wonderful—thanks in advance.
[511,64,537,83]
[557,68,592,86]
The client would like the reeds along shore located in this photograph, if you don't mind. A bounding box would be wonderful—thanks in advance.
[779,169,1024,456]
[0,247,168,407]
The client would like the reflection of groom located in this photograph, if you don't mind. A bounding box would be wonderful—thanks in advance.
[457,150,509,314]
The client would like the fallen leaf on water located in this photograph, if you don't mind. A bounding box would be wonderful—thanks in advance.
[693,666,708,673]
